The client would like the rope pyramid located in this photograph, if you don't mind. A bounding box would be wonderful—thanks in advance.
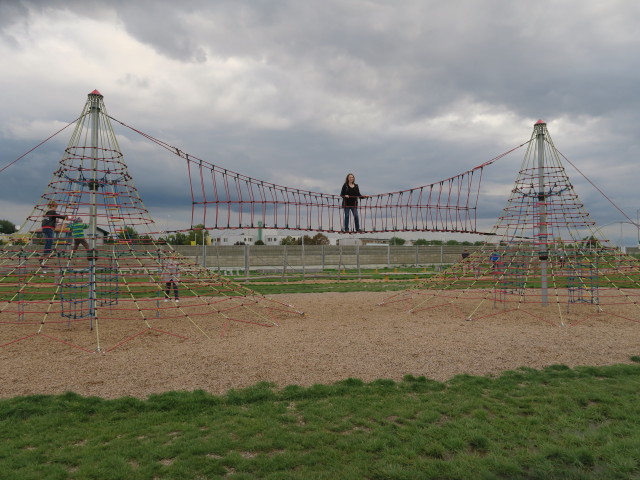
[0,90,303,353]
[380,121,640,326]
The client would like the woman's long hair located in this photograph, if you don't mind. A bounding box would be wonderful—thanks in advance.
[344,173,355,185]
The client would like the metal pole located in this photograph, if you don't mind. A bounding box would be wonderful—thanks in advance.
[636,208,640,245]
[536,121,549,306]
[88,92,100,323]
[282,245,287,280]
[202,231,206,268]
[301,234,305,280]
[387,244,390,269]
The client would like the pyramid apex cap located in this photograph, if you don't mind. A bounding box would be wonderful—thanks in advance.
[535,119,546,125]
[89,89,103,96]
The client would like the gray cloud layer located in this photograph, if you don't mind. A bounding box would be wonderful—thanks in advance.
[1,0,639,241]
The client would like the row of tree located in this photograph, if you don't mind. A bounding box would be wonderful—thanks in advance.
[390,237,485,246]
[0,220,16,234]
[277,233,330,245]
[158,225,210,245]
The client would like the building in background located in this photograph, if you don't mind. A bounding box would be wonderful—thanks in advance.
[210,228,285,246]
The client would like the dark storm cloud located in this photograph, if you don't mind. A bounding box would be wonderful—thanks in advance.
[97,1,640,118]
[0,1,28,30]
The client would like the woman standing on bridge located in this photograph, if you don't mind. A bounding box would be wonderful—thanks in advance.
[340,173,366,232]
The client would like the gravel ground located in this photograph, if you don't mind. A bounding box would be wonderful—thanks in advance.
[1,291,639,399]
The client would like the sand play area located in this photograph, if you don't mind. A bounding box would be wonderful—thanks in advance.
[1,291,639,400]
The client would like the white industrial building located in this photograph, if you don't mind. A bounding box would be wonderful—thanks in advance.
[210,228,290,246]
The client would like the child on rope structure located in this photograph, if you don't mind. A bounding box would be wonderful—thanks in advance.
[40,200,67,267]
[69,217,90,254]
[460,249,470,274]
[162,257,180,302]
[490,251,501,272]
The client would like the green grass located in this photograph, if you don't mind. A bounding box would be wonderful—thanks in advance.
[2,361,640,479]
[0,266,433,300]
[5,261,640,299]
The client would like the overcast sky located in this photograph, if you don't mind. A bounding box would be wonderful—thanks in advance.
[1,0,639,243]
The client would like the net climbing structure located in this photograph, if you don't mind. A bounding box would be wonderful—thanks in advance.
[380,120,640,327]
[0,90,304,353]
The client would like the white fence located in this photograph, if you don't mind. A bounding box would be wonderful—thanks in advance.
[171,244,480,275]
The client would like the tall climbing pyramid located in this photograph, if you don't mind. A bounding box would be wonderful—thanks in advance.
[381,121,640,326]
[0,90,303,353]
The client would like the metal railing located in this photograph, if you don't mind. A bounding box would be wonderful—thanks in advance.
[171,244,480,277]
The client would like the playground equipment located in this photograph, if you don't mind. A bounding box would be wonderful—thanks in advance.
[0,90,304,353]
[379,121,640,326]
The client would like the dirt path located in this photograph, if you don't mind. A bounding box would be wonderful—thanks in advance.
[1,292,638,399]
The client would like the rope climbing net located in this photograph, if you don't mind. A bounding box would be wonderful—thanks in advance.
[0,90,304,353]
[380,121,640,327]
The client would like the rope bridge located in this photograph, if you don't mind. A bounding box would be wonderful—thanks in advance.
[187,161,481,233]
[109,115,531,234]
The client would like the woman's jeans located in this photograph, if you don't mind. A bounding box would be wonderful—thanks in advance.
[43,227,54,255]
[343,207,360,231]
